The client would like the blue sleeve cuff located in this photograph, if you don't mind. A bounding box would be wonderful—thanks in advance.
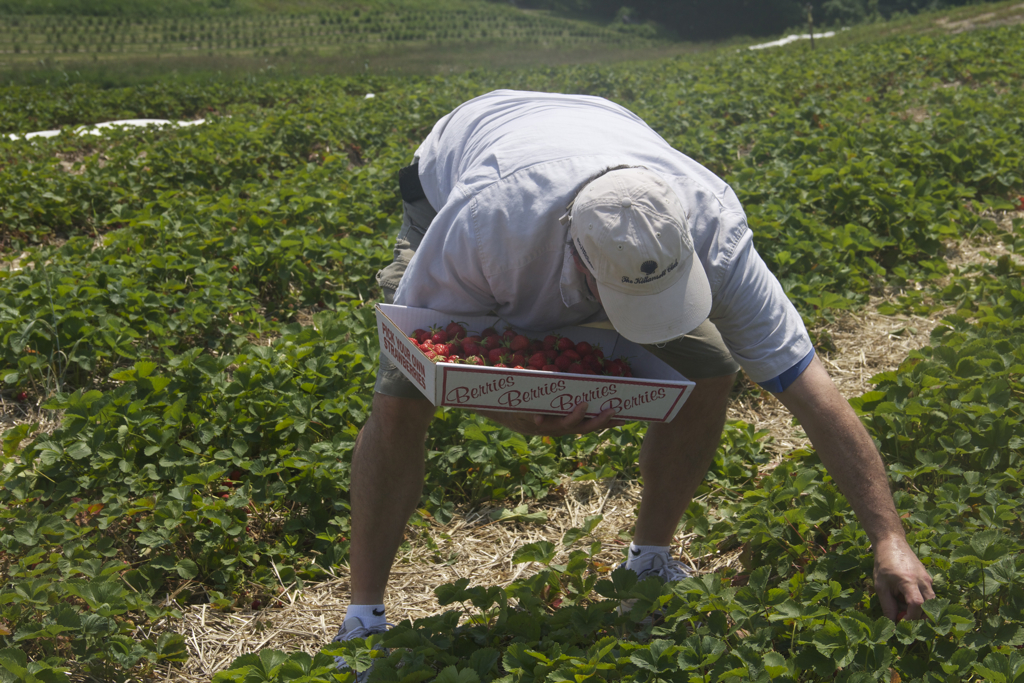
[757,348,815,394]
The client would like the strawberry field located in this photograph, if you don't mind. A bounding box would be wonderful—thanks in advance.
[1,15,1023,683]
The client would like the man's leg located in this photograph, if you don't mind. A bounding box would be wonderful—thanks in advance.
[349,392,436,605]
[632,373,736,546]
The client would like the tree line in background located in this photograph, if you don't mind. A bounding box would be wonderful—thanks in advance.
[509,0,1004,39]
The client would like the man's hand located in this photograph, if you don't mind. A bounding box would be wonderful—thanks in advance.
[476,402,622,437]
[874,536,935,621]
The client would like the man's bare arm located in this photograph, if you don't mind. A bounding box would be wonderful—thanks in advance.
[775,355,935,620]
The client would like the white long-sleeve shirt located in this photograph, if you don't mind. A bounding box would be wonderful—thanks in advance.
[394,90,812,384]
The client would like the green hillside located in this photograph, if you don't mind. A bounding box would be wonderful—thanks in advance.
[0,0,676,84]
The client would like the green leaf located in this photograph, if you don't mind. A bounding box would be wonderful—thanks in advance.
[489,505,547,524]
[434,665,481,683]
[677,635,726,670]
[176,559,199,579]
[762,651,787,678]
[469,648,500,679]
[512,541,556,565]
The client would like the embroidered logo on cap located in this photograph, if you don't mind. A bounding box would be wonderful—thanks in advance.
[641,260,658,275]
[621,259,679,285]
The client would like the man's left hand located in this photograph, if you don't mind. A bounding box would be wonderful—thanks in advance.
[873,535,935,621]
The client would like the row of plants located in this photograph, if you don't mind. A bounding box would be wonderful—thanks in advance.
[0,3,657,58]
[0,18,1021,681]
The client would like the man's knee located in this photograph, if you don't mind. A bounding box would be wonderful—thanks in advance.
[660,372,735,434]
[681,372,735,413]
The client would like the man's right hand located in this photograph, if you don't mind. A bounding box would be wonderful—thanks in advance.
[476,402,622,437]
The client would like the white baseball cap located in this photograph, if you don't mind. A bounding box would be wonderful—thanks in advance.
[565,167,712,345]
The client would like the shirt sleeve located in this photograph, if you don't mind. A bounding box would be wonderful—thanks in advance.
[707,224,814,384]
[757,347,815,393]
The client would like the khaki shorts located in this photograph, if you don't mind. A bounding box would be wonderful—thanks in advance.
[374,198,740,399]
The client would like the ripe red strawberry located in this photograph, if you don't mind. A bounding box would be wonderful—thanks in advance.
[575,340,593,355]
[543,334,560,351]
[560,349,581,363]
[510,334,530,352]
[556,337,575,353]
[418,342,434,352]
[583,354,604,372]
[554,355,572,372]
[568,362,585,374]
[480,327,498,338]
[433,343,452,357]
[445,339,464,358]
[606,358,632,376]
[487,348,509,365]
[528,352,548,369]
[423,349,439,361]
[464,355,484,365]
[413,328,430,343]
[445,321,468,340]
[501,327,518,341]
[528,339,545,354]
[493,363,509,368]
[511,352,526,366]
[483,334,503,351]
[430,327,449,345]
[15,391,28,402]
[590,346,605,360]
[542,364,559,372]
[462,339,483,356]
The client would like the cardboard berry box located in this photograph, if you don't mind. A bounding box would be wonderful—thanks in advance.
[375,303,696,423]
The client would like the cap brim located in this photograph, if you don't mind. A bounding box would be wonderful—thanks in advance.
[596,254,712,345]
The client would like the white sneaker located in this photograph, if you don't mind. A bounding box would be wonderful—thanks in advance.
[617,551,691,621]
[332,616,393,682]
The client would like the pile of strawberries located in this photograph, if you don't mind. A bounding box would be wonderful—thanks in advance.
[408,321,633,376]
